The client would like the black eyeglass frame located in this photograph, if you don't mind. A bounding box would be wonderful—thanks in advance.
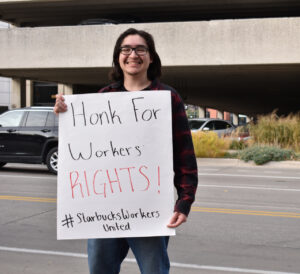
[119,46,149,56]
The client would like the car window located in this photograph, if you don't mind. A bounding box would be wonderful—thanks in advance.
[214,121,231,130]
[204,121,214,130]
[54,115,58,127]
[0,110,24,127]
[46,112,56,127]
[25,111,48,127]
[188,120,205,130]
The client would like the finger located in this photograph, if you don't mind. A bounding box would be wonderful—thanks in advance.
[167,212,187,228]
[55,94,65,107]
[54,94,67,114]
[167,212,179,227]
[172,214,186,227]
[55,94,65,101]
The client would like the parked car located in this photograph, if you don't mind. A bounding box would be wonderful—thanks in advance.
[232,123,251,141]
[0,107,58,174]
[188,118,236,137]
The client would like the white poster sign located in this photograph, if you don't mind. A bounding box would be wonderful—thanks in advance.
[57,91,175,239]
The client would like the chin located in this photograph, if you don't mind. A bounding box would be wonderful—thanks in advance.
[127,72,141,77]
[126,70,142,75]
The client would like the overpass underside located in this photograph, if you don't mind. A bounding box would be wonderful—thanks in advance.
[1,63,299,116]
[163,64,300,116]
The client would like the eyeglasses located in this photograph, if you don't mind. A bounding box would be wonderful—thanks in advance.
[120,46,149,56]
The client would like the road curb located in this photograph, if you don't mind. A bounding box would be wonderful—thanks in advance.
[196,158,300,169]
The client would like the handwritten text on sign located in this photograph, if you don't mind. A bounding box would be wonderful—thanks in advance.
[57,91,175,239]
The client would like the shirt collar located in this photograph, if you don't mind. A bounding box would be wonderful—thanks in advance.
[118,78,159,92]
[111,81,123,90]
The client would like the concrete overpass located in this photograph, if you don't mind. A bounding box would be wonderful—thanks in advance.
[0,0,300,116]
[1,0,300,27]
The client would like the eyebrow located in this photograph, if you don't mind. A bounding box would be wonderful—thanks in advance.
[121,44,147,48]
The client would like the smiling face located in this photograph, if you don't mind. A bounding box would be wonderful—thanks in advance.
[119,34,152,80]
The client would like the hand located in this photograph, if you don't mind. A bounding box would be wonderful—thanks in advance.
[167,212,187,228]
[54,94,67,114]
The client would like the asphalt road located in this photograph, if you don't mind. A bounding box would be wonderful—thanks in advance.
[0,162,300,274]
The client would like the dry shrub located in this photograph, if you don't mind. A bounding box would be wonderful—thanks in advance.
[250,111,300,152]
[191,131,230,158]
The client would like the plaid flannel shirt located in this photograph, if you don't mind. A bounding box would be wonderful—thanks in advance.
[98,79,198,216]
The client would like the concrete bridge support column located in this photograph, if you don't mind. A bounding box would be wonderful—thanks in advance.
[58,84,73,95]
[198,107,206,118]
[217,110,224,119]
[232,113,239,126]
[26,80,33,107]
[11,78,25,109]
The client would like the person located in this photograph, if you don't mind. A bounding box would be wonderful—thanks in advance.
[54,28,198,274]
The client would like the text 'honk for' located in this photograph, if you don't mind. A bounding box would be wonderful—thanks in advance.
[70,96,161,127]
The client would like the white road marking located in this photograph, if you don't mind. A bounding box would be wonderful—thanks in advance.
[199,184,300,192]
[0,246,298,274]
[0,246,87,258]
[198,173,300,180]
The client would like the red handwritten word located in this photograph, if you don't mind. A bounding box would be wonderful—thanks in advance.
[69,165,161,199]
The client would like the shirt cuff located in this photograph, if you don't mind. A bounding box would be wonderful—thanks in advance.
[174,199,192,216]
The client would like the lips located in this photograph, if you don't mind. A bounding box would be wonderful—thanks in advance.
[125,57,142,65]
[126,62,141,65]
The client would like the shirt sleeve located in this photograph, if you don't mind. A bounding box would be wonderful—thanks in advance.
[171,92,198,216]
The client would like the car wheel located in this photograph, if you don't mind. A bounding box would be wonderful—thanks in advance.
[46,147,58,174]
[0,162,7,168]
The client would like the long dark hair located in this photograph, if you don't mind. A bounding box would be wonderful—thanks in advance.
[110,28,162,82]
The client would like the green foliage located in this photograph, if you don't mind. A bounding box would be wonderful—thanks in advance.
[191,131,229,158]
[223,151,239,158]
[295,153,300,160]
[191,111,300,164]
[229,140,248,150]
[239,146,294,165]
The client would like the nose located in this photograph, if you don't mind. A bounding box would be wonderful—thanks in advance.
[129,49,139,56]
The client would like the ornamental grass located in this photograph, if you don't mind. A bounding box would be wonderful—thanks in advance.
[250,111,300,152]
[191,131,229,158]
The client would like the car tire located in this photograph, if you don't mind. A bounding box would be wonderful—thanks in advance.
[46,147,58,174]
[0,162,7,168]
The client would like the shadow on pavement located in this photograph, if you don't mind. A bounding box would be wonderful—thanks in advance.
[0,163,55,176]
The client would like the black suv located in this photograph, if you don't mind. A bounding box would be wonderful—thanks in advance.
[0,107,58,174]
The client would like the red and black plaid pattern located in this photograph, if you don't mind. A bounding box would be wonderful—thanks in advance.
[98,79,198,216]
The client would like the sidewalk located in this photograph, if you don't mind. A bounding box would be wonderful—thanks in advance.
[196,157,300,169]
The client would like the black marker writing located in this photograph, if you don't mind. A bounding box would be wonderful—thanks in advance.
[131,97,161,122]
[70,100,122,127]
